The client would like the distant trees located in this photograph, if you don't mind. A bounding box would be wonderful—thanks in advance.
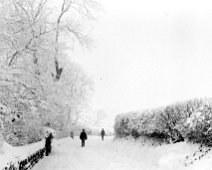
[0,0,98,148]
[43,63,94,130]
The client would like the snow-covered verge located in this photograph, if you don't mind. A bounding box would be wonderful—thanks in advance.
[114,136,212,170]
[0,127,56,169]
[0,140,45,169]
[112,137,197,170]
[30,136,212,170]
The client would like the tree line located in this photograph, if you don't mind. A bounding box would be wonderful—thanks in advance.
[0,0,99,146]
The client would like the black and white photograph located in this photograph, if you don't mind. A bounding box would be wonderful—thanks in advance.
[1,0,212,169]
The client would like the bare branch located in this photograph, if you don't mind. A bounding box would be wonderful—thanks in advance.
[65,26,90,47]
[34,0,48,18]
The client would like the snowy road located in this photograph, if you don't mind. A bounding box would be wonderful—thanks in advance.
[32,136,199,170]
[32,136,156,170]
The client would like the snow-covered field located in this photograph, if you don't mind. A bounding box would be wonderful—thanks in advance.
[29,136,212,170]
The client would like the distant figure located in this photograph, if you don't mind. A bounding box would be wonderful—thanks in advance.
[70,131,74,139]
[101,128,105,141]
[79,129,87,147]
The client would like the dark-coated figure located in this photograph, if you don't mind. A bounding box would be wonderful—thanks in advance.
[79,129,87,147]
[101,128,105,141]
[45,133,53,156]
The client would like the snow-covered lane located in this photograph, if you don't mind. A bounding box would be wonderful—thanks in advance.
[33,136,147,170]
[32,136,200,170]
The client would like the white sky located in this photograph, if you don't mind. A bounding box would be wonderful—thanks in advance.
[71,0,212,119]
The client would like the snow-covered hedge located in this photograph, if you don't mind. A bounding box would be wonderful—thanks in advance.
[114,98,212,146]
[3,147,45,170]
[0,139,46,170]
[1,127,55,170]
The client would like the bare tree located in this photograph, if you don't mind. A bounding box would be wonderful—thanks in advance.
[0,0,100,81]
[52,63,94,129]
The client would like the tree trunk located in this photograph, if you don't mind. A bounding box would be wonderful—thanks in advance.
[63,109,72,130]
[54,60,63,81]
[0,131,4,154]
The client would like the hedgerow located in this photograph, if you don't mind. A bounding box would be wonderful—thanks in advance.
[114,98,212,146]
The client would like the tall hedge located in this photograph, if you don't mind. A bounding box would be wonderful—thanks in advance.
[114,98,212,146]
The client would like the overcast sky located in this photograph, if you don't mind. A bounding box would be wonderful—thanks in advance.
[71,0,212,119]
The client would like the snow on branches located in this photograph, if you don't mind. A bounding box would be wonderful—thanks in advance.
[0,0,97,147]
[114,98,212,146]
[0,0,100,80]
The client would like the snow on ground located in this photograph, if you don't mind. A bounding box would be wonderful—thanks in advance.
[0,140,45,169]
[186,149,212,170]
[31,136,212,170]
[1,136,212,170]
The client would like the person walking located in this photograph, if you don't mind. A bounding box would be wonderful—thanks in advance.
[79,129,87,147]
[101,128,105,141]
[70,131,74,139]
[45,133,53,156]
